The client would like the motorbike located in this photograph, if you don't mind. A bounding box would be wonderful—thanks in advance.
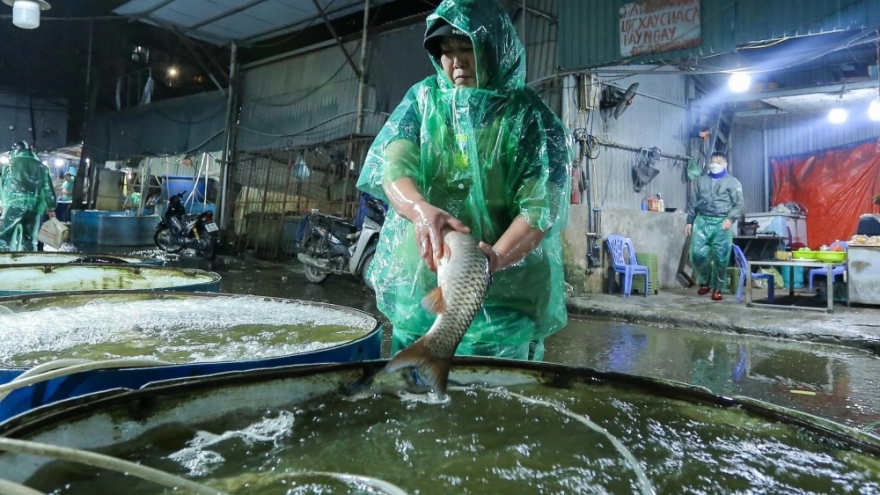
[296,194,386,290]
[154,192,218,259]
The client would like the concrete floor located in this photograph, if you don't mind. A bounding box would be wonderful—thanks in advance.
[568,287,880,355]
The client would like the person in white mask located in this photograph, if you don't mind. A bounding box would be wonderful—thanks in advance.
[684,152,745,301]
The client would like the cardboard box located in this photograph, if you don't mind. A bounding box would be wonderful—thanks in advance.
[37,217,70,249]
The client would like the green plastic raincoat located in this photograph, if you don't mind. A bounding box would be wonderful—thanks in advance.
[687,172,744,290]
[0,149,57,251]
[357,0,573,360]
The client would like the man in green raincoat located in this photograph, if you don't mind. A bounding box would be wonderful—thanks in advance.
[685,152,744,301]
[357,0,573,360]
[0,141,57,251]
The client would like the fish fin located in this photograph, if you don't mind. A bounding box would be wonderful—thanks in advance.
[385,338,451,393]
[420,287,446,314]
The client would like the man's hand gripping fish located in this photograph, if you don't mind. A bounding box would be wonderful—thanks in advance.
[385,230,491,393]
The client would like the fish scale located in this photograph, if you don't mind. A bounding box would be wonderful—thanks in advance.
[385,230,491,393]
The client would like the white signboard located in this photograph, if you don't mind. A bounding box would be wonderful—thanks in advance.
[620,0,701,57]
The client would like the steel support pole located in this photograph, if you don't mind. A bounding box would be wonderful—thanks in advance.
[343,0,370,217]
[355,0,370,134]
[136,157,150,216]
[219,41,238,230]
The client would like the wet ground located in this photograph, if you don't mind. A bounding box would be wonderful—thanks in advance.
[32,244,880,431]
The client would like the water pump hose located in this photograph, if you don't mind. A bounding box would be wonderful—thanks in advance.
[0,478,46,495]
[0,437,226,495]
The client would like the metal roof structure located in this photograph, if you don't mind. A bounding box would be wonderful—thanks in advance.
[112,0,395,46]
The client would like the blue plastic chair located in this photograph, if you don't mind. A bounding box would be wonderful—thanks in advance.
[733,244,775,303]
[606,234,649,298]
[809,241,847,291]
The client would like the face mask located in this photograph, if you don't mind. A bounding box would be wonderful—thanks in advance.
[709,163,725,174]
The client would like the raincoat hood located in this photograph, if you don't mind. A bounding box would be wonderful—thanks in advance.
[356,0,572,359]
[427,0,525,92]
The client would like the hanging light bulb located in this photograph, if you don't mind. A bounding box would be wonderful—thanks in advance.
[828,107,848,124]
[2,0,51,29]
[728,72,751,93]
[870,98,880,122]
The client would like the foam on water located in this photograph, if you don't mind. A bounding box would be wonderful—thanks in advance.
[0,296,375,367]
[30,384,880,494]
[0,265,217,291]
[169,411,295,476]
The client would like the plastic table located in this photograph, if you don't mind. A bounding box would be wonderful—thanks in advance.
[745,259,846,313]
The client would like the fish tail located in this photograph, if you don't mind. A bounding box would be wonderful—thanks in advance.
[385,338,451,393]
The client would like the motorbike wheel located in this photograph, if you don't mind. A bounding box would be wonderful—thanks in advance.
[360,253,375,292]
[198,232,217,260]
[301,235,329,283]
[154,228,184,253]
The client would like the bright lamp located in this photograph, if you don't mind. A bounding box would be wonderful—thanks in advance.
[728,72,751,93]
[2,0,51,29]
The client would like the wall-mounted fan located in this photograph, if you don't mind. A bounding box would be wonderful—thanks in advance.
[600,82,639,120]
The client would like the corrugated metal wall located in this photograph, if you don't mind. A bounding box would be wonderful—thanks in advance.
[237,24,438,152]
[0,90,68,151]
[558,0,879,70]
[236,40,378,152]
[87,91,226,163]
[572,67,690,211]
[764,115,880,157]
[730,124,765,213]
[729,115,880,213]
[368,24,435,114]
[518,0,562,113]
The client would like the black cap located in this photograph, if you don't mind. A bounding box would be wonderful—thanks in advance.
[11,141,30,153]
[424,20,470,59]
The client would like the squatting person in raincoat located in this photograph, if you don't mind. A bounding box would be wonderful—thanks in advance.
[0,141,57,252]
[685,152,744,301]
[357,0,573,360]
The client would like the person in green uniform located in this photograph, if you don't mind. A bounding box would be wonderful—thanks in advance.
[356,0,573,361]
[686,152,745,301]
[0,141,57,252]
[59,172,74,202]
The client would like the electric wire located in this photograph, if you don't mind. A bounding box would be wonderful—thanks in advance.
[84,128,225,160]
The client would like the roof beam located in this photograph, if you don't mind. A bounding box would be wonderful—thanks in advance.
[310,0,361,78]
[733,108,789,118]
[240,1,377,44]
[188,0,273,31]
[169,27,228,93]
[127,0,177,22]
[692,80,879,105]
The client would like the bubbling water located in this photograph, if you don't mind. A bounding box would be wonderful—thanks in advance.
[0,296,374,367]
[29,383,880,494]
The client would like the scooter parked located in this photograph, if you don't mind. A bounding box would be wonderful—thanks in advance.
[296,194,386,290]
[154,192,218,259]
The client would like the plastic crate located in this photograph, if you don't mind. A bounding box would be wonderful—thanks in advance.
[632,252,659,295]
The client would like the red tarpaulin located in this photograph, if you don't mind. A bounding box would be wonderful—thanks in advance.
[771,138,880,249]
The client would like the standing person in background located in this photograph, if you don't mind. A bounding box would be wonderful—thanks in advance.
[357,0,573,361]
[0,141,57,251]
[685,152,744,301]
[60,172,74,202]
